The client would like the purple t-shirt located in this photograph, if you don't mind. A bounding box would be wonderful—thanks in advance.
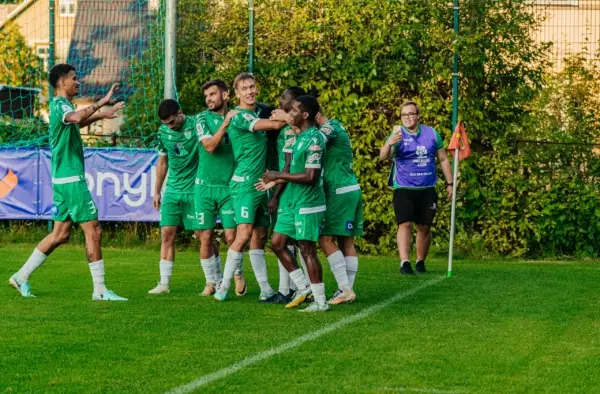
[386,124,444,189]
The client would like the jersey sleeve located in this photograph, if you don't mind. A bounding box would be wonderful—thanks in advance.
[304,134,326,169]
[156,130,167,156]
[282,126,296,153]
[196,112,212,141]
[56,99,75,125]
[231,112,259,132]
[319,120,341,142]
[433,128,444,150]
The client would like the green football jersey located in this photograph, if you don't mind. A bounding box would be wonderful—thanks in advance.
[157,115,199,192]
[319,120,359,194]
[276,124,297,171]
[49,96,85,181]
[282,126,326,211]
[227,106,267,182]
[196,110,235,187]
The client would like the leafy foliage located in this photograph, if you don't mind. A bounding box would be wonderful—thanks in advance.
[124,0,598,256]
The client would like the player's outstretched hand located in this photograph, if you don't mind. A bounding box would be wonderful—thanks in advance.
[225,110,239,124]
[263,170,282,183]
[102,101,125,119]
[153,194,161,211]
[270,109,289,122]
[100,83,120,106]
[255,180,276,192]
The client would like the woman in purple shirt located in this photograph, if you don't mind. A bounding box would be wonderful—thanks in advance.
[379,101,453,275]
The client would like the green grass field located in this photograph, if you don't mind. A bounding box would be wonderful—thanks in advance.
[1,244,599,393]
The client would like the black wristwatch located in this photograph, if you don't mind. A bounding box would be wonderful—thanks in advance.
[446,182,454,187]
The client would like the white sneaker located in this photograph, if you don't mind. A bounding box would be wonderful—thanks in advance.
[328,290,356,305]
[299,302,330,313]
[148,282,170,294]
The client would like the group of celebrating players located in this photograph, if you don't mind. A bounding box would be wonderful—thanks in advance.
[9,65,363,313]
[149,73,363,312]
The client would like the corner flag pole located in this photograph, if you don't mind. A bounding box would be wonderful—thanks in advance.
[448,0,460,278]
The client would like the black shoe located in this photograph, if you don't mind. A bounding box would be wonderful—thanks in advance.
[415,260,427,274]
[304,293,314,303]
[261,292,289,304]
[400,261,415,275]
[285,291,296,303]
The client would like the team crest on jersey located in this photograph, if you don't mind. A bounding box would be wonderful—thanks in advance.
[320,125,333,136]
[307,153,321,163]
[416,145,427,157]
[196,123,204,136]
[243,113,255,121]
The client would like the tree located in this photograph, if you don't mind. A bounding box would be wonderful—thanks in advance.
[0,22,45,88]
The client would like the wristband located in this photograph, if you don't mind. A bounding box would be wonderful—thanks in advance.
[446,182,454,187]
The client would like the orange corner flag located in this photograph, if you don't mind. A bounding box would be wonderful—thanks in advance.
[447,121,471,161]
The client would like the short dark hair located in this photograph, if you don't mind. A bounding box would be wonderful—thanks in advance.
[49,64,75,88]
[158,99,181,120]
[285,86,306,99]
[401,101,420,114]
[233,73,255,89]
[202,79,228,93]
[295,95,320,121]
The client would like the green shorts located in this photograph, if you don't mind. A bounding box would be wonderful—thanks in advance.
[51,180,98,224]
[321,186,364,237]
[274,207,325,242]
[230,182,271,228]
[160,191,197,230]
[194,185,236,230]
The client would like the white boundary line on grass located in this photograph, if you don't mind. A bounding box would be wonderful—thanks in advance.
[166,276,445,394]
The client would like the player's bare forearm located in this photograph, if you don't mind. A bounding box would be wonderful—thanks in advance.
[251,119,286,132]
[79,113,104,128]
[154,156,168,196]
[202,122,228,153]
[64,102,103,125]
[270,169,320,185]
[272,183,286,200]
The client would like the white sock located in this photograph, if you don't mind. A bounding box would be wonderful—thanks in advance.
[89,260,108,295]
[298,250,308,274]
[278,261,290,296]
[249,249,274,294]
[215,255,223,280]
[200,256,216,284]
[160,260,173,286]
[17,248,47,282]
[345,256,359,289]
[288,245,297,291]
[221,248,243,291]
[289,269,310,291]
[310,282,326,306]
[234,255,243,276]
[327,251,351,292]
